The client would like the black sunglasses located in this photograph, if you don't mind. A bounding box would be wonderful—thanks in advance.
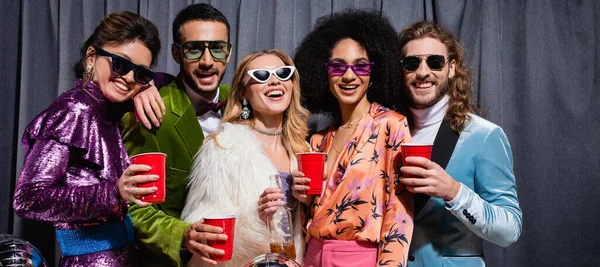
[176,40,232,61]
[94,47,156,85]
[247,66,295,83]
[401,54,448,72]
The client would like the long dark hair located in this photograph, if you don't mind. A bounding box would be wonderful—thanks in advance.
[73,11,161,78]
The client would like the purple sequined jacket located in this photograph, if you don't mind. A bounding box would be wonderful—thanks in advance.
[13,80,136,266]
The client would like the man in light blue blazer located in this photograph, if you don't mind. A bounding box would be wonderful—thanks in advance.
[398,21,522,267]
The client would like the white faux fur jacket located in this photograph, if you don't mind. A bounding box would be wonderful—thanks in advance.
[181,123,305,267]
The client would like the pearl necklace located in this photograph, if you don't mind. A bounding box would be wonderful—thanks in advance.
[251,123,283,136]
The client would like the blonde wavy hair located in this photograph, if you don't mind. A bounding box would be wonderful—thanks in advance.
[221,49,310,154]
[399,21,481,133]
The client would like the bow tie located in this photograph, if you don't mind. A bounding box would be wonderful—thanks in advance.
[196,101,227,116]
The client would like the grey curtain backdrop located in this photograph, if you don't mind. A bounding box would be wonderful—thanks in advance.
[1,0,599,266]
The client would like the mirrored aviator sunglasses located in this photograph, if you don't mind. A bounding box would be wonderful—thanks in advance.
[400,54,447,72]
[247,66,296,83]
[179,40,231,61]
[94,47,156,85]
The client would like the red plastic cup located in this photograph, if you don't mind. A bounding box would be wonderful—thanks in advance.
[203,214,236,262]
[401,144,433,168]
[296,152,327,195]
[129,152,167,204]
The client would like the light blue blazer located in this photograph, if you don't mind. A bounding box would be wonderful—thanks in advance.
[408,114,523,267]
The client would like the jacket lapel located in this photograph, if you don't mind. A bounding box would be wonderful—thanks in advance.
[218,83,230,102]
[171,78,204,159]
[431,119,460,169]
[414,119,460,215]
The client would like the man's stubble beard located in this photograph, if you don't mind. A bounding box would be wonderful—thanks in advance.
[409,77,450,109]
[182,71,223,99]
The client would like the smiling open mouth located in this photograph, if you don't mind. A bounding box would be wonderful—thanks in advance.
[112,81,130,92]
[415,81,433,88]
[339,85,358,91]
[266,90,284,98]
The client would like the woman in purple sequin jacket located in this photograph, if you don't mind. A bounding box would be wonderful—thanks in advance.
[13,11,163,267]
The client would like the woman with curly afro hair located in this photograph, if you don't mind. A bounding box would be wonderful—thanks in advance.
[291,9,414,267]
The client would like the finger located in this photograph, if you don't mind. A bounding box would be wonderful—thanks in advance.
[264,187,282,194]
[127,174,159,185]
[127,164,152,173]
[141,97,160,127]
[291,170,305,177]
[191,231,228,243]
[131,198,152,207]
[260,188,282,198]
[188,240,224,261]
[191,223,224,234]
[159,96,166,115]
[399,177,427,187]
[134,96,152,130]
[150,99,163,124]
[400,166,427,178]
[148,92,163,124]
[293,184,310,192]
[259,207,279,220]
[410,185,434,195]
[405,156,436,169]
[292,189,307,198]
[125,186,157,195]
[258,200,286,213]
[293,177,311,185]
[150,89,166,117]
[263,192,285,202]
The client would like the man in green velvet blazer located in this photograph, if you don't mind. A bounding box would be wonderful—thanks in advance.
[121,4,233,266]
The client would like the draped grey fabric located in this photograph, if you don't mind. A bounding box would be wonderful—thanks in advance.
[1,0,599,265]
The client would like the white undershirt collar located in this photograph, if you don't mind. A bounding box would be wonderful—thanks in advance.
[409,94,450,144]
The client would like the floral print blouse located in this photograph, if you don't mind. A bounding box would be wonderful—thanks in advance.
[305,102,414,266]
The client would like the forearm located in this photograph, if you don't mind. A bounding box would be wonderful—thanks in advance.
[14,139,122,222]
[445,127,523,247]
[445,184,522,247]
[129,204,191,265]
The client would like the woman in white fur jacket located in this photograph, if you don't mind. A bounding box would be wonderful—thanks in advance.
[181,49,310,267]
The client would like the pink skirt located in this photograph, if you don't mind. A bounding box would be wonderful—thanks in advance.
[303,237,378,267]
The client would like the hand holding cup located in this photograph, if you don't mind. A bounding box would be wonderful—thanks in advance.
[129,152,167,204]
[201,215,236,262]
[183,220,229,265]
[399,144,460,200]
[291,170,314,205]
[117,164,158,207]
[296,152,326,195]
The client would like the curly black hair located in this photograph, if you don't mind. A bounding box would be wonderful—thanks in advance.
[294,9,410,118]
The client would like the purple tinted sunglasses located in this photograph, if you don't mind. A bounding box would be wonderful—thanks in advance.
[325,62,374,76]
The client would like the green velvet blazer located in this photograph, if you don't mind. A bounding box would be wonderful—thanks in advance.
[121,77,230,266]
